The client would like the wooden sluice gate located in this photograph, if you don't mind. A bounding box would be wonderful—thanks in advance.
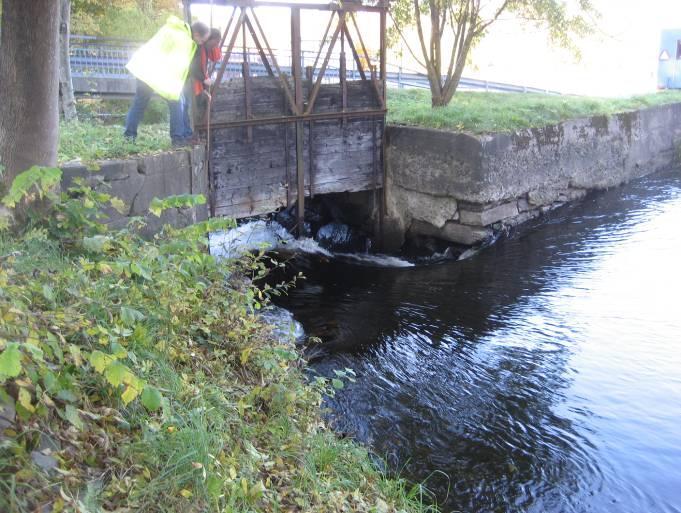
[192,0,388,234]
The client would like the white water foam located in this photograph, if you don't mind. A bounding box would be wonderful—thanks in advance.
[209,220,413,268]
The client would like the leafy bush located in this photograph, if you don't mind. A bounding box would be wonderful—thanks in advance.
[0,168,437,512]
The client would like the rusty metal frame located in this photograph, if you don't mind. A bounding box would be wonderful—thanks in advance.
[200,0,388,236]
[204,1,387,128]
[198,108,385,129]
[194,0,386,12]
[311,12,336,74]
[305,21,342,115]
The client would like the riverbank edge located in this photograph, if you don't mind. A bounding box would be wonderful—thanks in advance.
[383,101,681,249]
[0,181,436,512]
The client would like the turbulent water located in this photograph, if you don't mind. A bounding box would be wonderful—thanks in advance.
[270,169,681,513]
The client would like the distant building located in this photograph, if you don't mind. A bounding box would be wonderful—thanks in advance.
[658,30,681,89]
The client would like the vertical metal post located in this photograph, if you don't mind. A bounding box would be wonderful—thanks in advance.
[339,12,347,127]
[291,7,305,237]
[379,5,388,248]
[242,20,253,142]
[380,7,387,105]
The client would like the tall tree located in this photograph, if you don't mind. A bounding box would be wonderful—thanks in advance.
[0,0,61,193]
[59,0,78,122]
[390,0,598,107]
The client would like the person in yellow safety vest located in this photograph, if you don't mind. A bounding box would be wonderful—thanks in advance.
[124,17,210,146]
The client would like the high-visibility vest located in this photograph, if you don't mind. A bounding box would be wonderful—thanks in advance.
[126,16,196,101]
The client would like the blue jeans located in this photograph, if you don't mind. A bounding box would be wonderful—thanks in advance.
[124,79,184,142]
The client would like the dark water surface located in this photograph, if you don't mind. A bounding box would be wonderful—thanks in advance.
[274,170,681,513]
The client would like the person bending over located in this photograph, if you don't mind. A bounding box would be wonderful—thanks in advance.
[124,18,210,146]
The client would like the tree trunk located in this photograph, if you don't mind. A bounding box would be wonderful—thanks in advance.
[59,0,78,122]
[0,0,61,194]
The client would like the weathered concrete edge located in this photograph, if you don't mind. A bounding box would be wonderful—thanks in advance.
[383,102,681,248]
[60,146,208,236]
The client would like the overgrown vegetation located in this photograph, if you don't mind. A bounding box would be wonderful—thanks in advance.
[59,121,170,164]
[0,170,437,512]
[388,0,597,106]
[387,89,681,132]
[72,0,179,40]
[76,98,169,125]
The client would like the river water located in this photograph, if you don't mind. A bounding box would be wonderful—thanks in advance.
[272,170,681,513]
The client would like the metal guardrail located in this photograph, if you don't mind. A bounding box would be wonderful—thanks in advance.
[70,35,140,78]
[69,35,561,96]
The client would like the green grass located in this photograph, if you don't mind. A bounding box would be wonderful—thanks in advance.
[58,90,681,163]
[0,178,439,513]
[58,120,171,164]
[387,89,681,133]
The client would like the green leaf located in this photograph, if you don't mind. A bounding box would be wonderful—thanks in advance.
[89,350,113,373]
[42,284,55,303]
[1,166,62,208]
[121,384,140,405]
[240,347,254,366]
[140,386,162,411]
[110,197,127,214]
[64,404,83,430]
[18,387,34,412]
[130,262,152,280]
[149,194,206,217]
[331,378,344,390]
[0,343,22,380]
[104,362,131,387]
[82,235,112,253]
[110,343,128,359]
[120,306,145,326]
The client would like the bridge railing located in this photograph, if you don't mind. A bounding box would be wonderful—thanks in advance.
[70,35,141,78]
[69,35,560,96]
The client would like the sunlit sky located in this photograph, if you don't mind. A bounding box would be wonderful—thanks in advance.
[190,0,681,97]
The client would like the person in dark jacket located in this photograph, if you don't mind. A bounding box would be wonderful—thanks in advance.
[181,28,222,140]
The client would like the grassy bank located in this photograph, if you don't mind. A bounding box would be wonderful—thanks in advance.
[60,89,681,162]
[0,172,436,512]
[59,121,170,164]
[387,89,681,133]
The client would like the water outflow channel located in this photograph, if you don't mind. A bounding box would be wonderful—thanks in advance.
[272,170,681,513]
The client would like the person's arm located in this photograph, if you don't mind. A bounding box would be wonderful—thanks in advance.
[188,47,205,83]
[208,46,222,62]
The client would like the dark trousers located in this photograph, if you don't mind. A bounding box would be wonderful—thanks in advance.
[124,79,183,142]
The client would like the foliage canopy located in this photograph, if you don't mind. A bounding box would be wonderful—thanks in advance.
[389,0,599,106]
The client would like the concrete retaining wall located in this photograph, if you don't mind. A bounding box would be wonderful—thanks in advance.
[384,102,681,247]
[61,146,208,236]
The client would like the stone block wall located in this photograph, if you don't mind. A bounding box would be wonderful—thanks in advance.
[384,103,681,248]
[61,146,208,236]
